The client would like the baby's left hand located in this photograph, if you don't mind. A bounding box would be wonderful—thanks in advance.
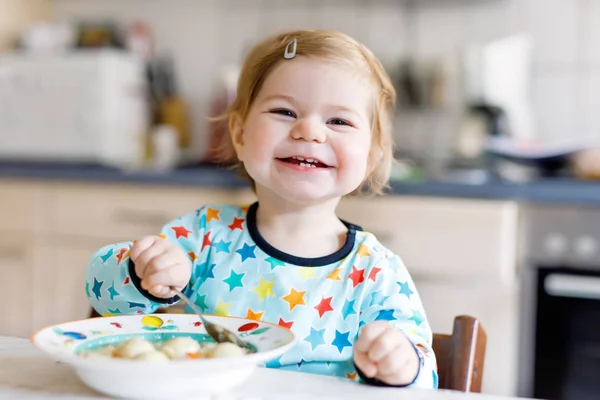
[354,321,420,386]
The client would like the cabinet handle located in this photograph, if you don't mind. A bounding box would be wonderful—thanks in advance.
[113,209,169,227]
[0,247,23,260]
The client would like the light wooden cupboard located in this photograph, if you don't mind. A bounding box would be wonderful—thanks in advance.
[337,195,520,284]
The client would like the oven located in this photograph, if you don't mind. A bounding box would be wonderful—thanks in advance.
[519,204,600,400]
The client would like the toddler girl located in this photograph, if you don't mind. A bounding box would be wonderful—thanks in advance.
[86,29,438,389]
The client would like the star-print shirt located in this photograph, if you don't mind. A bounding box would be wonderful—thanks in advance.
[86,202,438,389]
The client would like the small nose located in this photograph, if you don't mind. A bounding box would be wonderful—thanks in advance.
[290,117,326,143]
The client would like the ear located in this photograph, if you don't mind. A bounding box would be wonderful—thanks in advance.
[229,113,245,161]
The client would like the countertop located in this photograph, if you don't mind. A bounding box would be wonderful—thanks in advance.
[1,161,600,206]
[0,336,528,399]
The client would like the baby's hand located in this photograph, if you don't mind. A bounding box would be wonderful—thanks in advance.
[354,321,420,386]
[129,236,191,298]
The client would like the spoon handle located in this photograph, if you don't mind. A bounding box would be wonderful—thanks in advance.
[170,287,206,323]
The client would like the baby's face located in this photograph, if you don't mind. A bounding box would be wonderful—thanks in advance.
[232,56,374,205]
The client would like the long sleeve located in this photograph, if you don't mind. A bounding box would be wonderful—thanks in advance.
[357,253,438,389]
[85,207,208,316]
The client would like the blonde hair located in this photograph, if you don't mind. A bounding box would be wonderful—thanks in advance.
[216,29,396,195]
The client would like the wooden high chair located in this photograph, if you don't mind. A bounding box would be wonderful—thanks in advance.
[432,315,487,392]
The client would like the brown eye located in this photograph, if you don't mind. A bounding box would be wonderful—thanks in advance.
[270,109,296,118]
[328,118,351,126]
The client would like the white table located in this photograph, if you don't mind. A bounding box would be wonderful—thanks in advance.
[0,336,527,400]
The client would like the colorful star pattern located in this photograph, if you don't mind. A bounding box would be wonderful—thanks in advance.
[357,244,371,258]
[314,296,334,318]
[214,300,231,316]
[91,278,103,300]
[305,327,326,350]
[245,308,263,321]
[223,270,245,292]
[236,243,256,262]
[332,330,352,353]
[254,278,275,301]
[342,299,357,319]
[86,203,437,389]
[327,268,341,280]
[398,281,414,298]
[195,294,208,310]
[265,257,285,270]
[100,249,113,263]
[201,233,211,251]
[228,217,245,231]
[369,292,389,307]
[116,248,128,264]
[348,266,365,288]
[368,267,381,282]
[107,284,120,300]
[172,226,191,239]
[206,208,220,223]
[278,318,294,329]
[297,267,317,281]
[214,239,231,253]
[283,288,306,310]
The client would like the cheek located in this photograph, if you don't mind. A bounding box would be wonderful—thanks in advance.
[241,119,274,161]
[338,136,371,172]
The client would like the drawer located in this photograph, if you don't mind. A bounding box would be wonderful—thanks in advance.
[49,183,255,241]
[0,180,49,233]
[337,196,519,283]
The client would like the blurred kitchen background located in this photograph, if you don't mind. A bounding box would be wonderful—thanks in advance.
[2,1,600,400]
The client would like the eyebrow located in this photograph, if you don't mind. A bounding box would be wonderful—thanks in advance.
[262,94,299,106]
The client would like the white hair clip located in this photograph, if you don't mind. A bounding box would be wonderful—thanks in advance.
[284,39,297,59]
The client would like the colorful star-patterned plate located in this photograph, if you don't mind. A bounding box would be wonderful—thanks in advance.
[31,313,296,399]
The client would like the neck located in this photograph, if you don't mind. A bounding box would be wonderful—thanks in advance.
[253,187,347,258]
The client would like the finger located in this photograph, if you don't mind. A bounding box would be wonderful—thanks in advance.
[142,267,185,292]
[367,326,401,362]
[375,344,410,376]
[149,285,173,299]
[355,321,391,352]
[133,243,168,279]
[353,350,377,378]
[144,252,180,276]
[130,236,161,261]
[377,347,420,385]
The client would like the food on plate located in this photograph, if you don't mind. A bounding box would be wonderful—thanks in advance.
[80,336,248,362]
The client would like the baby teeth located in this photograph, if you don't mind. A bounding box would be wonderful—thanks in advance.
[300,162,316,168]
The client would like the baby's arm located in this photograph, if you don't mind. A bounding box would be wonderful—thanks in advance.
[356,254,438,389]
[85,207,206,316]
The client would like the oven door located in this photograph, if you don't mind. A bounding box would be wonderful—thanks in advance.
[534,267,600,400]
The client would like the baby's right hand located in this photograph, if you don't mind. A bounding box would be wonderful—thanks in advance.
[129,236,192,299]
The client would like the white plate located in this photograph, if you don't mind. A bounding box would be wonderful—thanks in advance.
[31,314,296,399]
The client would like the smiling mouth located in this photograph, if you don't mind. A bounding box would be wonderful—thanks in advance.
[277,156,331,169]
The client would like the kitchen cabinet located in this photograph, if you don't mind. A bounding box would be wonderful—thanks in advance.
[337,195,519,284]
[0,233,40,338]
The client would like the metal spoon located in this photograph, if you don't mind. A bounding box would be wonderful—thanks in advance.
[170,287,253,352]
